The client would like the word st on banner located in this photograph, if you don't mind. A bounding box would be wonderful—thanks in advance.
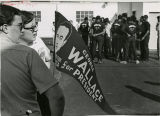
[54,11,117,115]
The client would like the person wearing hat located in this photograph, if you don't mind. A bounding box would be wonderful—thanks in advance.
[79,17,89,46]
[156,15,160,60]
[124,17,140,64]
[90,15,105,64]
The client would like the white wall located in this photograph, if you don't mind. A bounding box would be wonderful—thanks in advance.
[118,2,160,50]
[118,2,143,18]
[143,2,160,16]
[118,2,131,16]
[57,2,117,26]
[118,2,130,14]
[132,2,143,20]
[12,2,117,38]
[143,2,160,49]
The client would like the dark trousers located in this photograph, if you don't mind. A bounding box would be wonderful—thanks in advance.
[128,36,137,60]
[37,93,51,116]
[122,36,130,61]
[82,34,88,46]
[112,36,116,57]
[104,35,112,58]
[113,34,123,60]
[89,35,93,55]
[140,35,150,60]
[92,36,104,60]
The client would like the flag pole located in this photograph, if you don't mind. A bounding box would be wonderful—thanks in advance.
[56,2,58,11]
[53,2,62,81]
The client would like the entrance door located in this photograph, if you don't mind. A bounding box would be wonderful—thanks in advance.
[149,12,160,50]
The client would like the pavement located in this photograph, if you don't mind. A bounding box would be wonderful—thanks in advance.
[54,55,160,116]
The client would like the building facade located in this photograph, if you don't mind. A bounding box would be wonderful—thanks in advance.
[118,2,160,50]
[2,1,160,50]
[5,1,117,38]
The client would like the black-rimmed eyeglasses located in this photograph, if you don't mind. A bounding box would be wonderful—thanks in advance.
[23,25,37,32]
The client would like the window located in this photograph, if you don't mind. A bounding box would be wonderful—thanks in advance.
[76,11,93,22]
[30,11,41,22]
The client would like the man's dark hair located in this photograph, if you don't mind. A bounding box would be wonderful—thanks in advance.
[118,15,122,19]
[21,10,34,25]
[96,15,101,20]
[84,17,88,21]
[104,18,110,23]
[122,13,127,18]
[140,16,144,22]
[0,4,21,26]
[92,17,96,20]
[143,15,148,20]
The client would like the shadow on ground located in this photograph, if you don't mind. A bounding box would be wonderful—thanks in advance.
[125,85,160,103]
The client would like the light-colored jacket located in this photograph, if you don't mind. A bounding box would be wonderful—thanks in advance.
[29,37,51,69]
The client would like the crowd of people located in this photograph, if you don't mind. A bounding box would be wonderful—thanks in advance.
[78,13,151,64]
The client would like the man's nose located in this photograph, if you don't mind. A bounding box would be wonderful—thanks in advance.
[34,26,38,32]
[20,28,24,33]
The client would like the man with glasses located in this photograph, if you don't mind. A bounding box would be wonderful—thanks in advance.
[19,10,51,69]
[19,10,53,116]
[1,4,65,116]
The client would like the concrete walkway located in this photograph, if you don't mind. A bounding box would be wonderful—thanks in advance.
[57,57,160,116]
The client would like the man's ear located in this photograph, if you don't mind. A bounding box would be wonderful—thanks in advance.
[1,24,9,34]
[0,26,2,31]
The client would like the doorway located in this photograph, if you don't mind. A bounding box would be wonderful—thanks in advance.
[149,12,160,50]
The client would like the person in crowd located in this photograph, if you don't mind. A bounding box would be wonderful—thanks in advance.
[79,17,89,46]
[19,10,53,116]
[19,11,51,69]
[91,16,105,64]
[156,15,160,60]
[137,16,144,49]
[89,17,96,52]
[91,17,96,24]
[75,20,81,31]
[124,17,140,64]
[111,15,122,57]
[111,17,123,62]
[0,4,65,116]
[139,15,150,61]
[120,13,130,64]
[103,18,112,58]
[101,17,105,23]
[133,17,141,52]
